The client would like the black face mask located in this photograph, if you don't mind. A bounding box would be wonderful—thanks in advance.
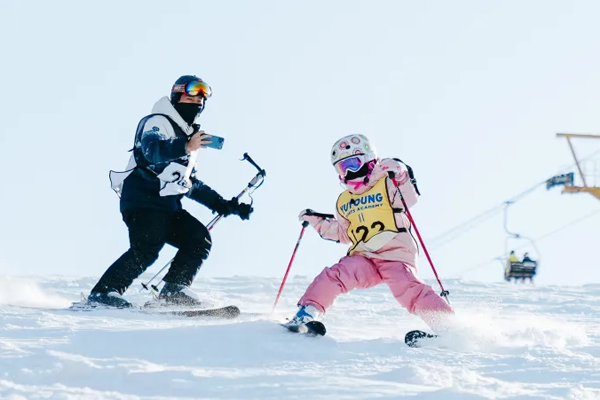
[174,103,203,125]
[344,163,371,183]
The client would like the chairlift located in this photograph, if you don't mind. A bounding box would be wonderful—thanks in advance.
[502,202,539,283]
[553,133,600,201]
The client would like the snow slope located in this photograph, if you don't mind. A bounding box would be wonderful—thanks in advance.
[1,275,599,400]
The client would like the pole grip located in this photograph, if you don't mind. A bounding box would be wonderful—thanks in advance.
[305,210,335,219]
[243,153,266,176]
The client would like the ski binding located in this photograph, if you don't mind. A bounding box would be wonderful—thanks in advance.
[282,320,327,336]
[405,330,437,347]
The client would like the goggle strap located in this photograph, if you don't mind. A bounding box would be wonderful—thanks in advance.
[172,84,187,93]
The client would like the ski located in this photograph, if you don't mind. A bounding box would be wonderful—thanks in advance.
[157,305,240,319]
[67,301,240,319]
[405,330,437,347]
[281,320,327,336]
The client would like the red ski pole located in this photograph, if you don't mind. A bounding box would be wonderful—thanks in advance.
[389,174,450,304]
[272,221,309,312]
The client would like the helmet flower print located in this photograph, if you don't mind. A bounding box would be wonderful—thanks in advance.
[330,134,378,177]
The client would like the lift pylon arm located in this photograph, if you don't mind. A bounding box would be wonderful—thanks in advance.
[556,133,600,139]
[556,133,600,201]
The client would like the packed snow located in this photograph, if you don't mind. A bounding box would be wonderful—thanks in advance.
[1,275,599,399]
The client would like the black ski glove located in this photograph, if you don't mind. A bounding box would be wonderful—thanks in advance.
[227,197,253,220]
[214,197,253,220]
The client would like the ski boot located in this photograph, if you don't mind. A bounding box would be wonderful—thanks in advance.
[282,305,326,336]
[86,291,133,309]
[158,282,202,307]
[405,330,437,347]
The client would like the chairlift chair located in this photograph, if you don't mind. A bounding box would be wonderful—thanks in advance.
[502,202,539,283]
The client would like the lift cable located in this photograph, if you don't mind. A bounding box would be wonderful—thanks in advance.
[427,149,600,251]
[452,207,600,278]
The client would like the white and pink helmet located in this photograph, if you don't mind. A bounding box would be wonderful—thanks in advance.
[330,134,378,177]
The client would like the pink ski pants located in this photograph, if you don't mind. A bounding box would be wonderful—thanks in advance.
[299,255,453,330]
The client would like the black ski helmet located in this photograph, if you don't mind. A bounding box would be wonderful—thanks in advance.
[170,75,212,102]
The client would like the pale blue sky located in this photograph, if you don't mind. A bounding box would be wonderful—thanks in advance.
[1,0,599,286]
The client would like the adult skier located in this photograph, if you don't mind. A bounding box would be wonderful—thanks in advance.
[284,134,453,333]
[88,75,253,308]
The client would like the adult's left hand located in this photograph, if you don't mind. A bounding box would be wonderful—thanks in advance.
[227,197,253,220]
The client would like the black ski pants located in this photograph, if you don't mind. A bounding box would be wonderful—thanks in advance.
[91,209,211,295]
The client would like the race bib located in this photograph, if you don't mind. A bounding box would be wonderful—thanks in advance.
[337,177,399,252]
[156,162,192,196]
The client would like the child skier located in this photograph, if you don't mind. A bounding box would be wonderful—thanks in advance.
[285,134,453,334]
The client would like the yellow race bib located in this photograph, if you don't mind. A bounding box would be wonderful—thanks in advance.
[336,177,399,252]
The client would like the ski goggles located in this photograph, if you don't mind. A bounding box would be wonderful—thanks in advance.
[172,80,213,98]
[334,154,368,176]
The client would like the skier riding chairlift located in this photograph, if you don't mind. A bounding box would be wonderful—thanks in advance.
[504,250,537,283]
[502,202,539,283]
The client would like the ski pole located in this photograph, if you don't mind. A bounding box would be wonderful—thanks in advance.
[272,221,309,312]
[271,210,335,311]
[141,153,266,294]
[204,153,266,231]
[388,172,450,304]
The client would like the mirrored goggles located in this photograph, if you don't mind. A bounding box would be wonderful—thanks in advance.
[172,80,213,98]
[334,155,367,176]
